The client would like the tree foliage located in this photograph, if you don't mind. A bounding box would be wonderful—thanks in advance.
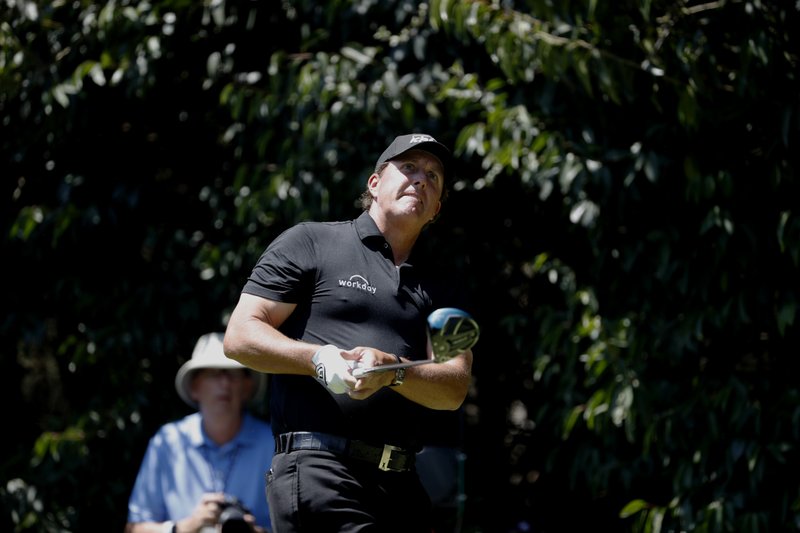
[2,1,799,531]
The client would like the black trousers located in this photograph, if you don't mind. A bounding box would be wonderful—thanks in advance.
[266,449,433,533]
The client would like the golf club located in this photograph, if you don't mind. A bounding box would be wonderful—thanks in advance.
[352,307,479,377]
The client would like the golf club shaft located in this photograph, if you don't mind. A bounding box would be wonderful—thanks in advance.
[352,359,434,377]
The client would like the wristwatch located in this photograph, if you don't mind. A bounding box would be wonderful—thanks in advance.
[390,354,405,386]
[161,521,176,533]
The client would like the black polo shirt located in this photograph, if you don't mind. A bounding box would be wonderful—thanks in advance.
[243,212,452,449]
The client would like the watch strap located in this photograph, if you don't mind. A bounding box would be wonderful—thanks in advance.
[389,354,405,386]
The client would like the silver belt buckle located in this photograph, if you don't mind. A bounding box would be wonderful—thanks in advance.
[378,444,403,472]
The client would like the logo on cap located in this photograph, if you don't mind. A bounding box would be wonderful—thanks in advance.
[409,134,435,144]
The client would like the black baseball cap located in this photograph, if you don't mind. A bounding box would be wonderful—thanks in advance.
[375,133,452,181]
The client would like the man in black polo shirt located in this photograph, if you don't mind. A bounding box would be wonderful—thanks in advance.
[224,133,472,533]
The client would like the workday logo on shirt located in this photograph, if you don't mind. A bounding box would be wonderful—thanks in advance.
[338,275,377,295]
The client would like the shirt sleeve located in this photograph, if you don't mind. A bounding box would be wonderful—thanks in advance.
[127,433,170,523]
[242,223,317,303]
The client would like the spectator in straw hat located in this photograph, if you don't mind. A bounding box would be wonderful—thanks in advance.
[126,333,273,533]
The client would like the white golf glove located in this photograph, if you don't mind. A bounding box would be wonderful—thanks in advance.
[312,344,351,394]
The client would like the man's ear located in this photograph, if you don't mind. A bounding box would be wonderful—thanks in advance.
[368,172,380,189]
[367,172,380,197]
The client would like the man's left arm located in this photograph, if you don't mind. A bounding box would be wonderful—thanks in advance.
[343,347,472,410]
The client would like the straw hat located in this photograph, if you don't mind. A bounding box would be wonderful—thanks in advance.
[174,332,265,409]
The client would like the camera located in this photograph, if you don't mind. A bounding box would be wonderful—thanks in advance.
[218,495,253,533]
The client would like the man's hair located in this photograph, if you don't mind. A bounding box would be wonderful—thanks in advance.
[359,162,450,212]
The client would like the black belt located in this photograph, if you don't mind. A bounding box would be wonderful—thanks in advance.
[274,431,415,473]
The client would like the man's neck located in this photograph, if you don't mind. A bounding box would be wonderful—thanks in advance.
[201,412,243,446]
[368,210,422,265]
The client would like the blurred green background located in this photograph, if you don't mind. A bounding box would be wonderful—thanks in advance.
[2,1,799,531]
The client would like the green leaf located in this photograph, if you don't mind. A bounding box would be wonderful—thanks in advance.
[619,498,650,518]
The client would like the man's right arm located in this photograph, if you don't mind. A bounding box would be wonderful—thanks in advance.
[223,293,320,376]
[125,493,229,533]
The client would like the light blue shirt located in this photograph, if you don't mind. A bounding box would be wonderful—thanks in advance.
[127,412,273,530]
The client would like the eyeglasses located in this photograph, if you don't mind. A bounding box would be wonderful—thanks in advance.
[197,368,248,381]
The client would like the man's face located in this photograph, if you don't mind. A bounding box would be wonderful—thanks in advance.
[190,368,252,413]
[369,149,444,225]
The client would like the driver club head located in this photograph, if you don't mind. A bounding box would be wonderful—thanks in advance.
[427,307,480,362]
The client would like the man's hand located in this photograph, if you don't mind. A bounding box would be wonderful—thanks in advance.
[175,492,226,532]
[343,347,398,399]
[312,345,355,394]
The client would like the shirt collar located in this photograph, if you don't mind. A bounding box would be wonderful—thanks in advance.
[354,211,427,268]
[354,211,383,243]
